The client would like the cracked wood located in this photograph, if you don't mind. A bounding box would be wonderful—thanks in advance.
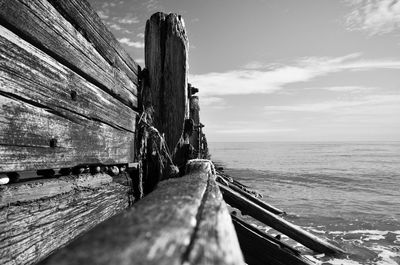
[0,0,137,108]
[0,174,131,265]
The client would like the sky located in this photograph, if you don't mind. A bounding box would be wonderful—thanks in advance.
[88,0,400,142]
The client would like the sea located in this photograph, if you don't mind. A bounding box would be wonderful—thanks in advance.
[209,141,400,265]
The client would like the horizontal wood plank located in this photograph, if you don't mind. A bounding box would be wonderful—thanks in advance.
[39,160,244,265]
[48,0,140,86]
[0,94,135,172]
[0,25,136,133]
[0,173,113,207]
[0,0,137,108]
[0,177,131,265]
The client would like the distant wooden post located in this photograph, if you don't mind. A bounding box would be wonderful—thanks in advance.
[144,12,189,152]
[189,95,200,153]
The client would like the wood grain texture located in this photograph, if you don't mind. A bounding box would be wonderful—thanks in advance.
[0,173,112,207]
[47,0,139,87]
[39,160,244,265]
[0,0,137,108]
[0,25,136,133]
[0,94,135,172]
[0,179,131,265]
[145,12,189,152]
[189,96,200,152]
[219,183,345,255]
[163,14,189,152]
[232,215,312,265]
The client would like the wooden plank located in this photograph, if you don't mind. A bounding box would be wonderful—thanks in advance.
[47,0,140,86]
[0,173,112,207]
[0,0,137,108]
[218,183,345,255]
[0,94,135,172]
[39,160,245,265]
[145,12,189,152]
[185,164,244,265]
[0,178,131,265]
[217,176,285,215]
[232,215,312,265]
[0,25,136,133]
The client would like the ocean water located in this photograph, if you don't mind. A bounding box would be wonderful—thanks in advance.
[210,142,400,265]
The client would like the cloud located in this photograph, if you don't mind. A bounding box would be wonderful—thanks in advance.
[305,86,375,92]
[264,94,400,113]
[189,53,400,97]
[97,10,109,20]
[345,0,400,35]
[110,23,123,30]
[118,38,145,48]
[137,33,145,38]
[116,16,140,24]
[215,128,296,134]
[135,58,144,64]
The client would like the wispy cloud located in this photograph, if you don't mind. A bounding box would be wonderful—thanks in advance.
[97,10,109,20]
[264,94,400,113]
[215,128,297,134]
[305,86,375,93]
[137,33,145,38]
[118,37,145,48]
[114,15,140,24]
[190,53,400,97]
[345,0,400,35]
[110,23,123,30]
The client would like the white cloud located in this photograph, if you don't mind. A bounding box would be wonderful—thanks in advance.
[190,53,400,97]
[110,23,123,31]
[345,0,400,35]
[137,33,145,38]
[118,38,145,48]
[97,11,109,20]
[215,128,296,134]
[264,94,400,113]
[117,16,140,24]
[305,86,375,92]
[135,58,144,64]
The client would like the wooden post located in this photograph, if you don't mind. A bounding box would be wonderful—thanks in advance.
[189,95,200,153]
[144,12,189,152]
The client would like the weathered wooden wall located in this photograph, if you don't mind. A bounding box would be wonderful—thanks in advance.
[38,160,245,265]
[0,0,140,264]
[0,173,133,265]
[0,0,139,172]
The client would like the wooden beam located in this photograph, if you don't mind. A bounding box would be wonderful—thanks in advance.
[0,0,137,109]
[39,160,245,265]
[145,12,189,152]
[218,183,345,255]
[0,173,112,207]
[218,178,285,215]
[232,215,312,265]
[0,94,135,172]
[0,175,132,265]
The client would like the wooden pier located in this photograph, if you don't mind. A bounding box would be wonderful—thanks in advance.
[0,1,344,264]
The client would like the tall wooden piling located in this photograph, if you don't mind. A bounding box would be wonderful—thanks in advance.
[144,12,189,152]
